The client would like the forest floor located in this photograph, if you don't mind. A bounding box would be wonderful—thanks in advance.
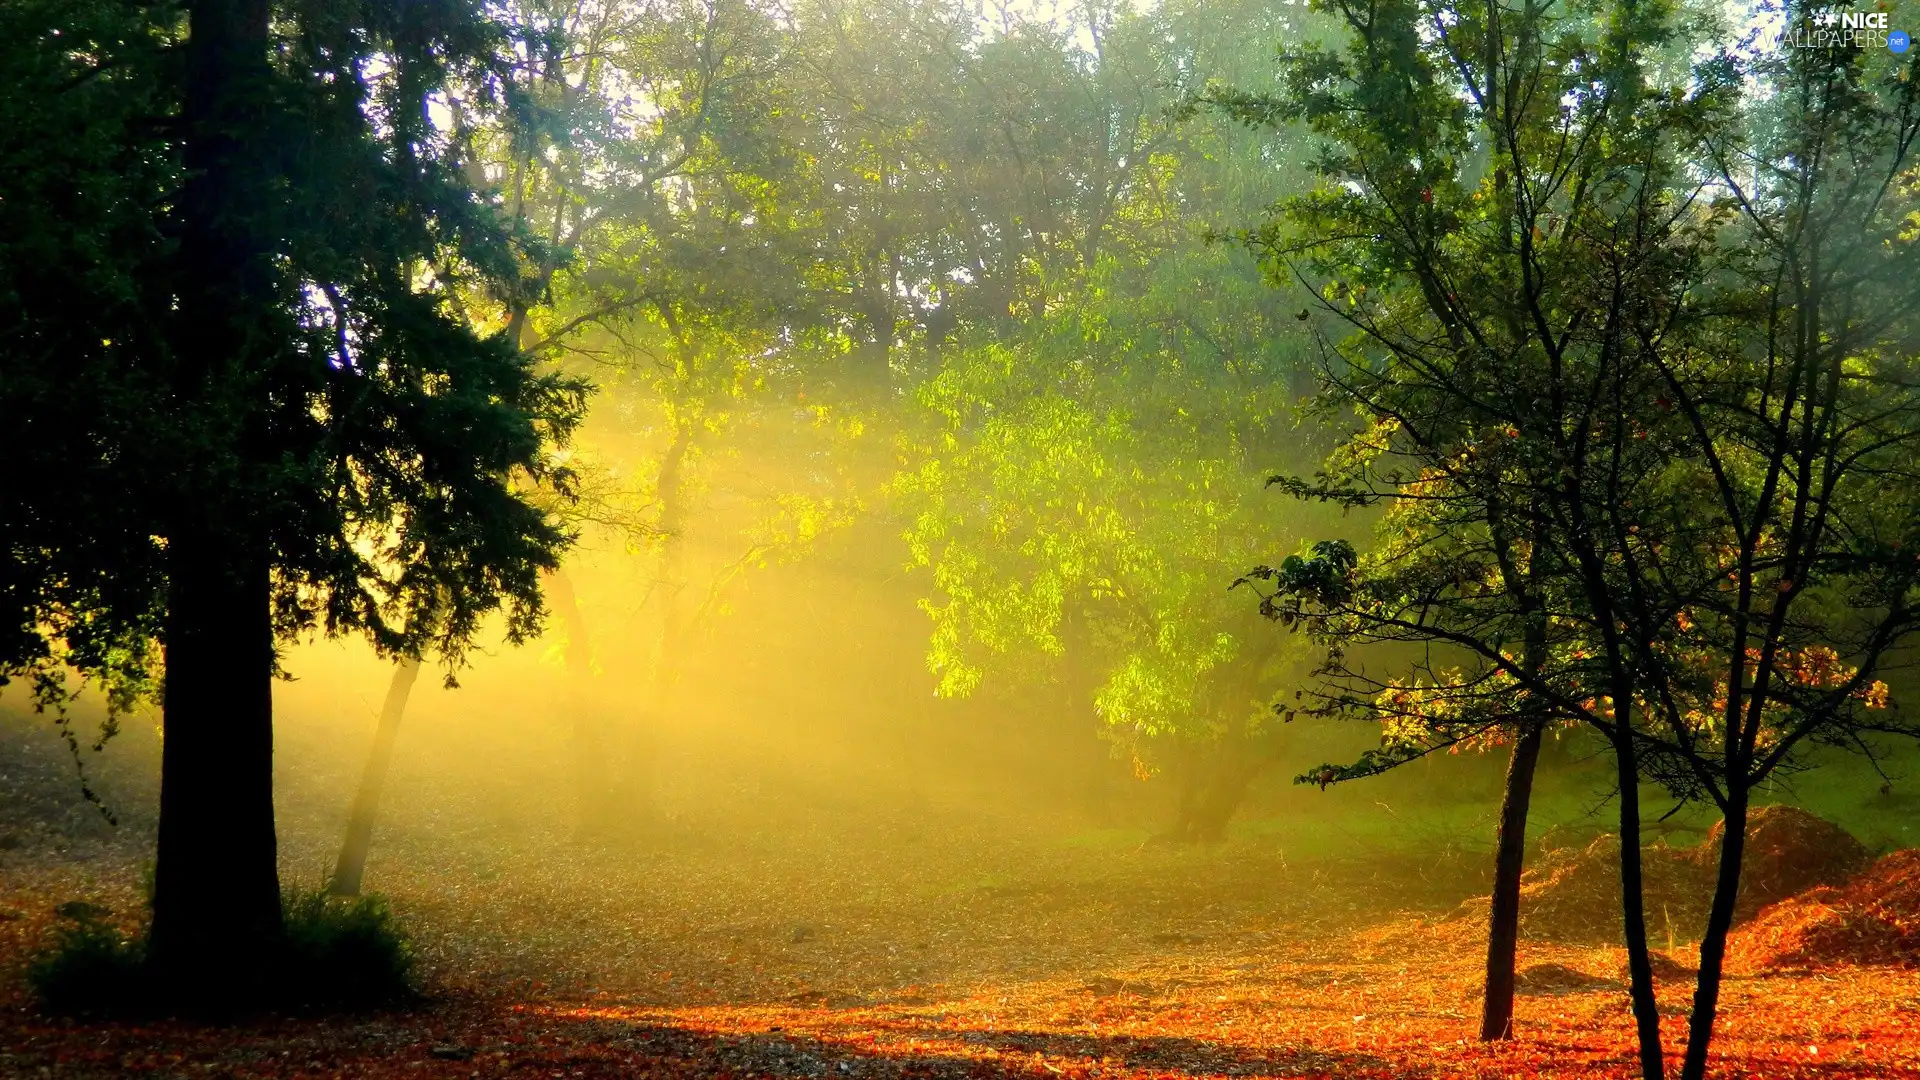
[4,812,1920,1080]
[4,715,1920,1079]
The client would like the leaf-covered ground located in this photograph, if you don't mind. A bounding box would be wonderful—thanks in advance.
[5,713,1920,1078]
[6,810,1920,1080]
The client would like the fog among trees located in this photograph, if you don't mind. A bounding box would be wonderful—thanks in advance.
[5,2,1920,1078]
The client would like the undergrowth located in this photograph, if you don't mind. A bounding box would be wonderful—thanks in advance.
[27,887,414,1016]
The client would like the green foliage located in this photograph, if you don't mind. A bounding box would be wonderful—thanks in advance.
[27,890,414,1017]
[278,889,416,1009]
[877,0,1337,772]
[1239,540,1357,621]
[0,0,172,716]
[26,904,146,1017]
[898,258,1315,758]
[0,0,590,702]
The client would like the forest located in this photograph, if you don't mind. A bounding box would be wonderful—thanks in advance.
[3,0,1920,1078]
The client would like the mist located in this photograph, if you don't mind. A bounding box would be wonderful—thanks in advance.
[8,0,1920,1076]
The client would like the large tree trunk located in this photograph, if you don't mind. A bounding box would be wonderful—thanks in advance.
[1680,795,1748,1080]
[1182,754,1268,843]
[147,0,282,1000]
[149,527,283,993]
[328,659,421,897]
[1613,712,1667,1080]
[1153,735,1273,845]
[1480,719,1544,1040]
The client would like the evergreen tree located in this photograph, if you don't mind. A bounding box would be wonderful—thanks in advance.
[1,0,587,1000]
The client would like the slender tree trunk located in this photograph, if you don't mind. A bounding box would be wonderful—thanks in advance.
[624,423,693,832]
[1480,719,1544,1040]
[328,659,421,896]
[148,0,282,1000]
[1680,795,1748,1080]
[149,526,283,993]
[543,567,618,836]
[1614,715,1667,1080]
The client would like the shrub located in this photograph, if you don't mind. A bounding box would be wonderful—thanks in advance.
[279,887,416,1008]
[28,887,416,1015]
[26,903,146,1016]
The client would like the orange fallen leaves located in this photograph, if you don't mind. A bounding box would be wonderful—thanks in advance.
[2,761,1917,1080]
[4,895,1919,1079]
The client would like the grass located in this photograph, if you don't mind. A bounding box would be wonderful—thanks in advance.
[1235,737,1920,861]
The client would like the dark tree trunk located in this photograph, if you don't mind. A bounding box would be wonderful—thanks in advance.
[329,659,420,897]
[1480,719,1544,1040]
[148,526,283,993]
[1680,796,1748,1080]
[1613,716,1667,1080]
[147,0,283,1000]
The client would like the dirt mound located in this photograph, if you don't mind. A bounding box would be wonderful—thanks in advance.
[1614,949,1696,982]
[1701,805,1870,919]
[1348,914,1483,960]
[1507,807,1865,943]
[1513,834,1709,943]
[1514,962,1617,994]
[1729,849,1920,972]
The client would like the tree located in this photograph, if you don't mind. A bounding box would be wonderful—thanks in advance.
[1203,0,1688,1057]
[1568,25,1920,1080]
[328,659,421,897]
[888,0,1331,837]
[2,0,587,1000]
[0,0,174,773]
[1217,0,1920,1074]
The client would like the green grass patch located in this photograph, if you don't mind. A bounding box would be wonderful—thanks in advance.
[1056,827,1153,850]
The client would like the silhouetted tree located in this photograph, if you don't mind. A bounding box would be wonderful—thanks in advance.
[2,0,587,1002]
[1218,2,1920,1077]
